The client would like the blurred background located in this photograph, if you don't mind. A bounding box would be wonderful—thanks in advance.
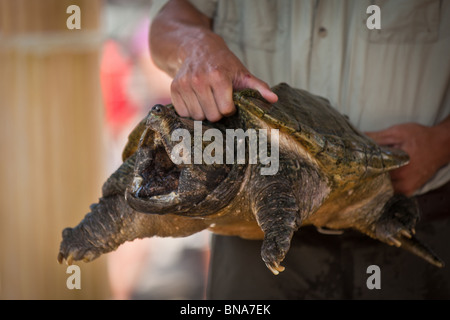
[0,0,210,299]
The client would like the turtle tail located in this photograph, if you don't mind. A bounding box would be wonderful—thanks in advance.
[373,194,445,268]
[398,234,444,268]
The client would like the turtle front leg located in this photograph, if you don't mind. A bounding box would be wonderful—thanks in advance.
[57,194,146,264]
[58,153,208,264]
[58,154,146,264]
[58,192,209,264]
[250,158,330,275]
[252,181,300,275]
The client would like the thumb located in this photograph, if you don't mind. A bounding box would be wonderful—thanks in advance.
[236,74,278,103]
[252,81,278,103]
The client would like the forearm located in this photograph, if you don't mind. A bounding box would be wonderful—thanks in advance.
[150,0,215,77]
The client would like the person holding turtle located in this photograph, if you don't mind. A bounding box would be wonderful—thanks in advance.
[149,0,450,298]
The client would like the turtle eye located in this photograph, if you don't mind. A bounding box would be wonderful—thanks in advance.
[151,104,164,114]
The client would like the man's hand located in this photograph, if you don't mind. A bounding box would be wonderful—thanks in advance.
[171,31,278,121]
[150,0,278,122]
[366,118,450,196]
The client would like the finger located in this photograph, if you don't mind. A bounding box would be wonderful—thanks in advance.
[174,88,205,120]
[252,81,278,103]
[195,86,223,122]
[174,79,206,120]
[171,91,190,118]
[171,75,206,120]
[365,129,401,146]
[211,77,235,117]
[184,90,206,120]
[237,74,278,103]
[170,81,190,118]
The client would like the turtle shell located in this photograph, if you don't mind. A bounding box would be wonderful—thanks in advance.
[122,83,409,186]
[233,83,409,184]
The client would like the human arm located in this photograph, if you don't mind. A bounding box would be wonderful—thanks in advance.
[366,115,450,196]
[149,0,278,122]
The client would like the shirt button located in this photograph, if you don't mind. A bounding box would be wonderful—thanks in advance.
[318,27,327,38]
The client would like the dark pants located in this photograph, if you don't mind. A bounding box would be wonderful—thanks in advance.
[206,182,450,299]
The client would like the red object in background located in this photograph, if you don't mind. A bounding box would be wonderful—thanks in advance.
[100,40,138,134]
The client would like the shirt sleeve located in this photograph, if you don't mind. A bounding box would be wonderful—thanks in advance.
[188,0,218,18]
[149,0,170,21]
[149,0,217,21]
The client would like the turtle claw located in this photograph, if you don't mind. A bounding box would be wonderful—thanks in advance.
[56,251,73,265]
[58,227,100,266]
[260,230,292,275]
[375,194,419,247]
[66,254,74,266]
[400,229,412,239]
[387,236,402,247]
[57,252,64,264]
[265,262,285,275]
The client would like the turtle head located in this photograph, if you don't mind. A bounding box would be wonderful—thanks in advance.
[146,104,178,134]
[125,104,241,216]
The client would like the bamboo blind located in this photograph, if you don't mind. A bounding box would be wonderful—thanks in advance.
[0,0,110,299]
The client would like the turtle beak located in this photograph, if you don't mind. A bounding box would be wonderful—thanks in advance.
[128,127,151,198]
[125,124,185,213]
[130,175,143,195]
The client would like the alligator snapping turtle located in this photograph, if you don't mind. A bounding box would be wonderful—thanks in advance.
[58,83,443,274]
